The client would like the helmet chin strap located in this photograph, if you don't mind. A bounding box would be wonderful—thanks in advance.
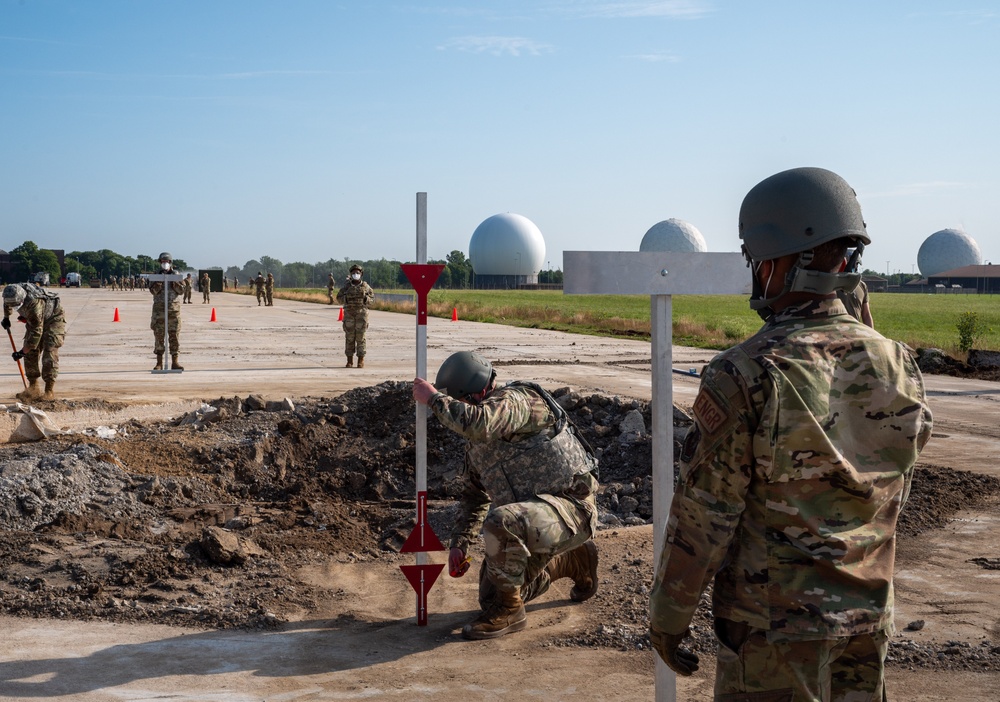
[746,249,861,322]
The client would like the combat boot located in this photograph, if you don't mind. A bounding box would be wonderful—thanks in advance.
[357,356,365,368]
[16,379,41,402]
[479,561,552,610]
[547,541,599,602]
[345,355,353,368]
[153,353,164,371]
[462,590,526,640]
[42,380,56,401]
[171,355,184,371]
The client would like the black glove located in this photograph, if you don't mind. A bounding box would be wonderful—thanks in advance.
[649,626,700,676]
[1,317,10,331]
[12,350,25,362]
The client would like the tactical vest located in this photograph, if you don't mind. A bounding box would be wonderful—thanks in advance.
[466,381,597,506]
[23,283,61,318]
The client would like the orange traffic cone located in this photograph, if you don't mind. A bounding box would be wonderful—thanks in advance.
[113,307,120,322]
[210,308,217,322]
[451,307,458,322]
[338,307,344,321]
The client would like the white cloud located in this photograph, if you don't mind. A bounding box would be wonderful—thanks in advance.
[438,36,554,56]
[626,51,681,62]
[554,0,713,19]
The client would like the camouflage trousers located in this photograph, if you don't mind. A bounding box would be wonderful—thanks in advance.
[342,311,369,357]
[151,313,181,355]
[713,619,888,702]
[256,289,265,304]
[22,312,66,383]
[481,495,595,597]
[202,289,210,303]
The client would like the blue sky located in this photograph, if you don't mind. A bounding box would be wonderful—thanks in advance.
[2,0,997,275]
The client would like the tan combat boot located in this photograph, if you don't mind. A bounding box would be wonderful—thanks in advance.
[462,590,526,640]
[153,353,164,371]
[345,355,353,368]
[479,562,552,610]
[171,355,184,371]
[42,380,56,401]
[16,379,41,402]
[357,356,365,368]
[547,541,599,602]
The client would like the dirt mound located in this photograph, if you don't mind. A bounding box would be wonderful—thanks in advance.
[1,381,999,672]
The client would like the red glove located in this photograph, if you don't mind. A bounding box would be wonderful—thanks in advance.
[449,547,471,578]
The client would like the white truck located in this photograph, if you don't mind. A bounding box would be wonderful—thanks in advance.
[65,272,82,287]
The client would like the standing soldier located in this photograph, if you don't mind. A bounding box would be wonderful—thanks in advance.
[200,271,211,304]
[326,272,336,304]
[223,276,229,291]
[264,272,274,306]
[2,282,66,401]
[254,271,266,306]
[182,273,193,304]
[648,167,934,700]
[233,275,239,291]
[149,252,184,371]
[336,264,374,367]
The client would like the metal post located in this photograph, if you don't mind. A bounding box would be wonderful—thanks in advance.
[651,293,675,701]
[415,191,428,568]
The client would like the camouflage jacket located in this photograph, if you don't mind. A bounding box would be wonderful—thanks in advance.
[337,281,374,315]
[6,287,65,350]
[650,298,933,640]
[149,280,183,316]
[264,275,274,291]
[428,382,598,553]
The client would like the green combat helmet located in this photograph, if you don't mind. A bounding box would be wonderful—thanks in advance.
[435,351,496,400]
[738,167,871,319]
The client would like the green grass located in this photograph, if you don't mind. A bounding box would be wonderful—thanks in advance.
[271,287,1000,357]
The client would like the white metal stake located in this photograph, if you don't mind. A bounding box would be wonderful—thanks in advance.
[564,251,750,702]
[415,191,428,568]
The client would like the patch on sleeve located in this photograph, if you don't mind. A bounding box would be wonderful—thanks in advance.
[692,387,729,435]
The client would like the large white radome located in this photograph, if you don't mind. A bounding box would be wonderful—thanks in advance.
[469,213,546,275]
[917,228,982,277]
[639,218,707,253]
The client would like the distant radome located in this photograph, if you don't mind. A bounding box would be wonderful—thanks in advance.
[639,218,707,253]
[917,228,982,277]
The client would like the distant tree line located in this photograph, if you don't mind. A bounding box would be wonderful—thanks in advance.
[4,240,563,290]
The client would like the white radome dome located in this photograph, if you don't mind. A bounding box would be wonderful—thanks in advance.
[469,213,546,275]
[917,228,982,277]
[639,218,707,253]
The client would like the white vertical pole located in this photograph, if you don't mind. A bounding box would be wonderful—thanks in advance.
[415,192,429,568]
[651,293,676,702]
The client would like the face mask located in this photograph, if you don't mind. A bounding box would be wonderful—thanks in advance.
[161,262,171,271]
[351,273,361,281]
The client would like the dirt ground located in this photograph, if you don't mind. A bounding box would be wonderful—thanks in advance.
[2,288,1000,701]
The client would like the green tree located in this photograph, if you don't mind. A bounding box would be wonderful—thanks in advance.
[446,250,472,289]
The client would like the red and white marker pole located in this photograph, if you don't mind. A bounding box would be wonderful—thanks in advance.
[399,192,447,625]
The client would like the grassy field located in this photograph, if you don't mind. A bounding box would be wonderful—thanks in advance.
[261,287,1000,356]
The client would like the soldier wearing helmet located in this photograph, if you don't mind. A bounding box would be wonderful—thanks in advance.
[336,264,374,368]
[148,252,185,371]
[649,168,933,700]
[413,351,600,640]
[254,271,266,306]
[2,282,66,401]
[326,272,336,305]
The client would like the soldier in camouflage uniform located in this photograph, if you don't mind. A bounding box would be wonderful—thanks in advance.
[648,167,933,701]
[413,351,600,640]
[254,272,266,306]
[3,282,66,401]
[182,274,193,304]
[149,252,184,371]
[336,264,374,367]
[200,271,211,304]
[264,272,274,306]
[326,273,336,304]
